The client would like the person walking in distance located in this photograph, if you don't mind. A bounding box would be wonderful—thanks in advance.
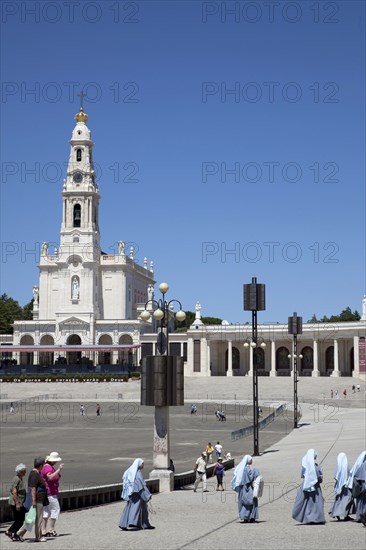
[213,458,225,491]
[193,452,208,493]
[206,442,214,464]
[215,442,223,460]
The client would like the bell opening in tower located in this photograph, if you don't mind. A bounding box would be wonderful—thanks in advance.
[73,204,81,228]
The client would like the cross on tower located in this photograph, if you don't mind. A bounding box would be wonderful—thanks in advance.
[77,90,86,111]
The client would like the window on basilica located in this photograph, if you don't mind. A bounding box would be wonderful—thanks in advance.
[76,148,82,162]
[73,204,81,227]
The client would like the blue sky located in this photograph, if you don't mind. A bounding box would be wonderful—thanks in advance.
[1,0,365,323]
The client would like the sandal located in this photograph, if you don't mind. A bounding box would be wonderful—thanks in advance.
[48,531,58,537]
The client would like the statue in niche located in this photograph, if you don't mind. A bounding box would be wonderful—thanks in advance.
[41,242,48,256]
[118,241,125,255]
[71,277,79,300]
[32,286,39,305]
[148,284,154,302]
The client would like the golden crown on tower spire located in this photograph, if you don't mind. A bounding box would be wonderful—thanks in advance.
[74,108,88,123]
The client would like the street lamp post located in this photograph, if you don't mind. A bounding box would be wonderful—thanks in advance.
[243,277,266,456]
[140,283,186,492]
[288,312,303,429]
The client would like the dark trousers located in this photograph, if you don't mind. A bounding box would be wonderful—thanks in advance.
[216,473,223,487]
[9,505,26,533]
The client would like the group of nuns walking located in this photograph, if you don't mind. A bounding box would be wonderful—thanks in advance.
[118,450,366,530]
[292,449,366,525]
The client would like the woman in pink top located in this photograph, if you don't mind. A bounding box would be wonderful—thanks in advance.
[41,451,64,537]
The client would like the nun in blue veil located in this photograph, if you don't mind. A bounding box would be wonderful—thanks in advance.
[347,451,366,522]
[231,455,260,523]
[119,458,154,530]
[292,449,325,524]
[329,452,355,520]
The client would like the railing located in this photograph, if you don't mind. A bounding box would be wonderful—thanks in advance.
[231,404,285,441]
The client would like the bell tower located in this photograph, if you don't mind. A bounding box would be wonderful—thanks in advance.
[60,94,100,256]
[39,98,102,321]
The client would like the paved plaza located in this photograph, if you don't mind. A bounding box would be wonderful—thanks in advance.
[1,376,365,549]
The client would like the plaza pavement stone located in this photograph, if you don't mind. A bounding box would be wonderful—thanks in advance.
[0,376,365,549]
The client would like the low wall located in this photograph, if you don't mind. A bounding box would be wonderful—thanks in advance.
[0,461,235,524]
[231,404,286,441]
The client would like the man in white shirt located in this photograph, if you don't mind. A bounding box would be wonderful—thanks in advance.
[193,452,208,492]
[215,442,223,459]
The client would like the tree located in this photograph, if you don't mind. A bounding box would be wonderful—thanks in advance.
[202,316,223,325]
[338,307,360,322]
[173,311,223,332]
[22,299,34,320]
[174,310,195,332]
[308,307,360,323]
[0,294,24,334]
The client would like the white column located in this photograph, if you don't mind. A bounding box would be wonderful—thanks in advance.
[270,341,276,377]
[136,345,141,366]
[312,340,320,376]
[207,340,211,376]
[332,339,340,377]
[353,336,360,377]
[186,337,194,375]
[198,338,206,377]
[227,340,233,376]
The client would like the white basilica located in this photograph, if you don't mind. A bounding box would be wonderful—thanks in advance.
[4,107,366,378]
[12,106,155,366]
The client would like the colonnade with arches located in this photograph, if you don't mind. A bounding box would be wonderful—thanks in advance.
[187,334,363,377]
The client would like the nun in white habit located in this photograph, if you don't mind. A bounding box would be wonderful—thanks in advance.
[231,455,260,523]
[292,449,325,524]
[119,458,154,530]
[329,452,355,520]
[347,451,366,522]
